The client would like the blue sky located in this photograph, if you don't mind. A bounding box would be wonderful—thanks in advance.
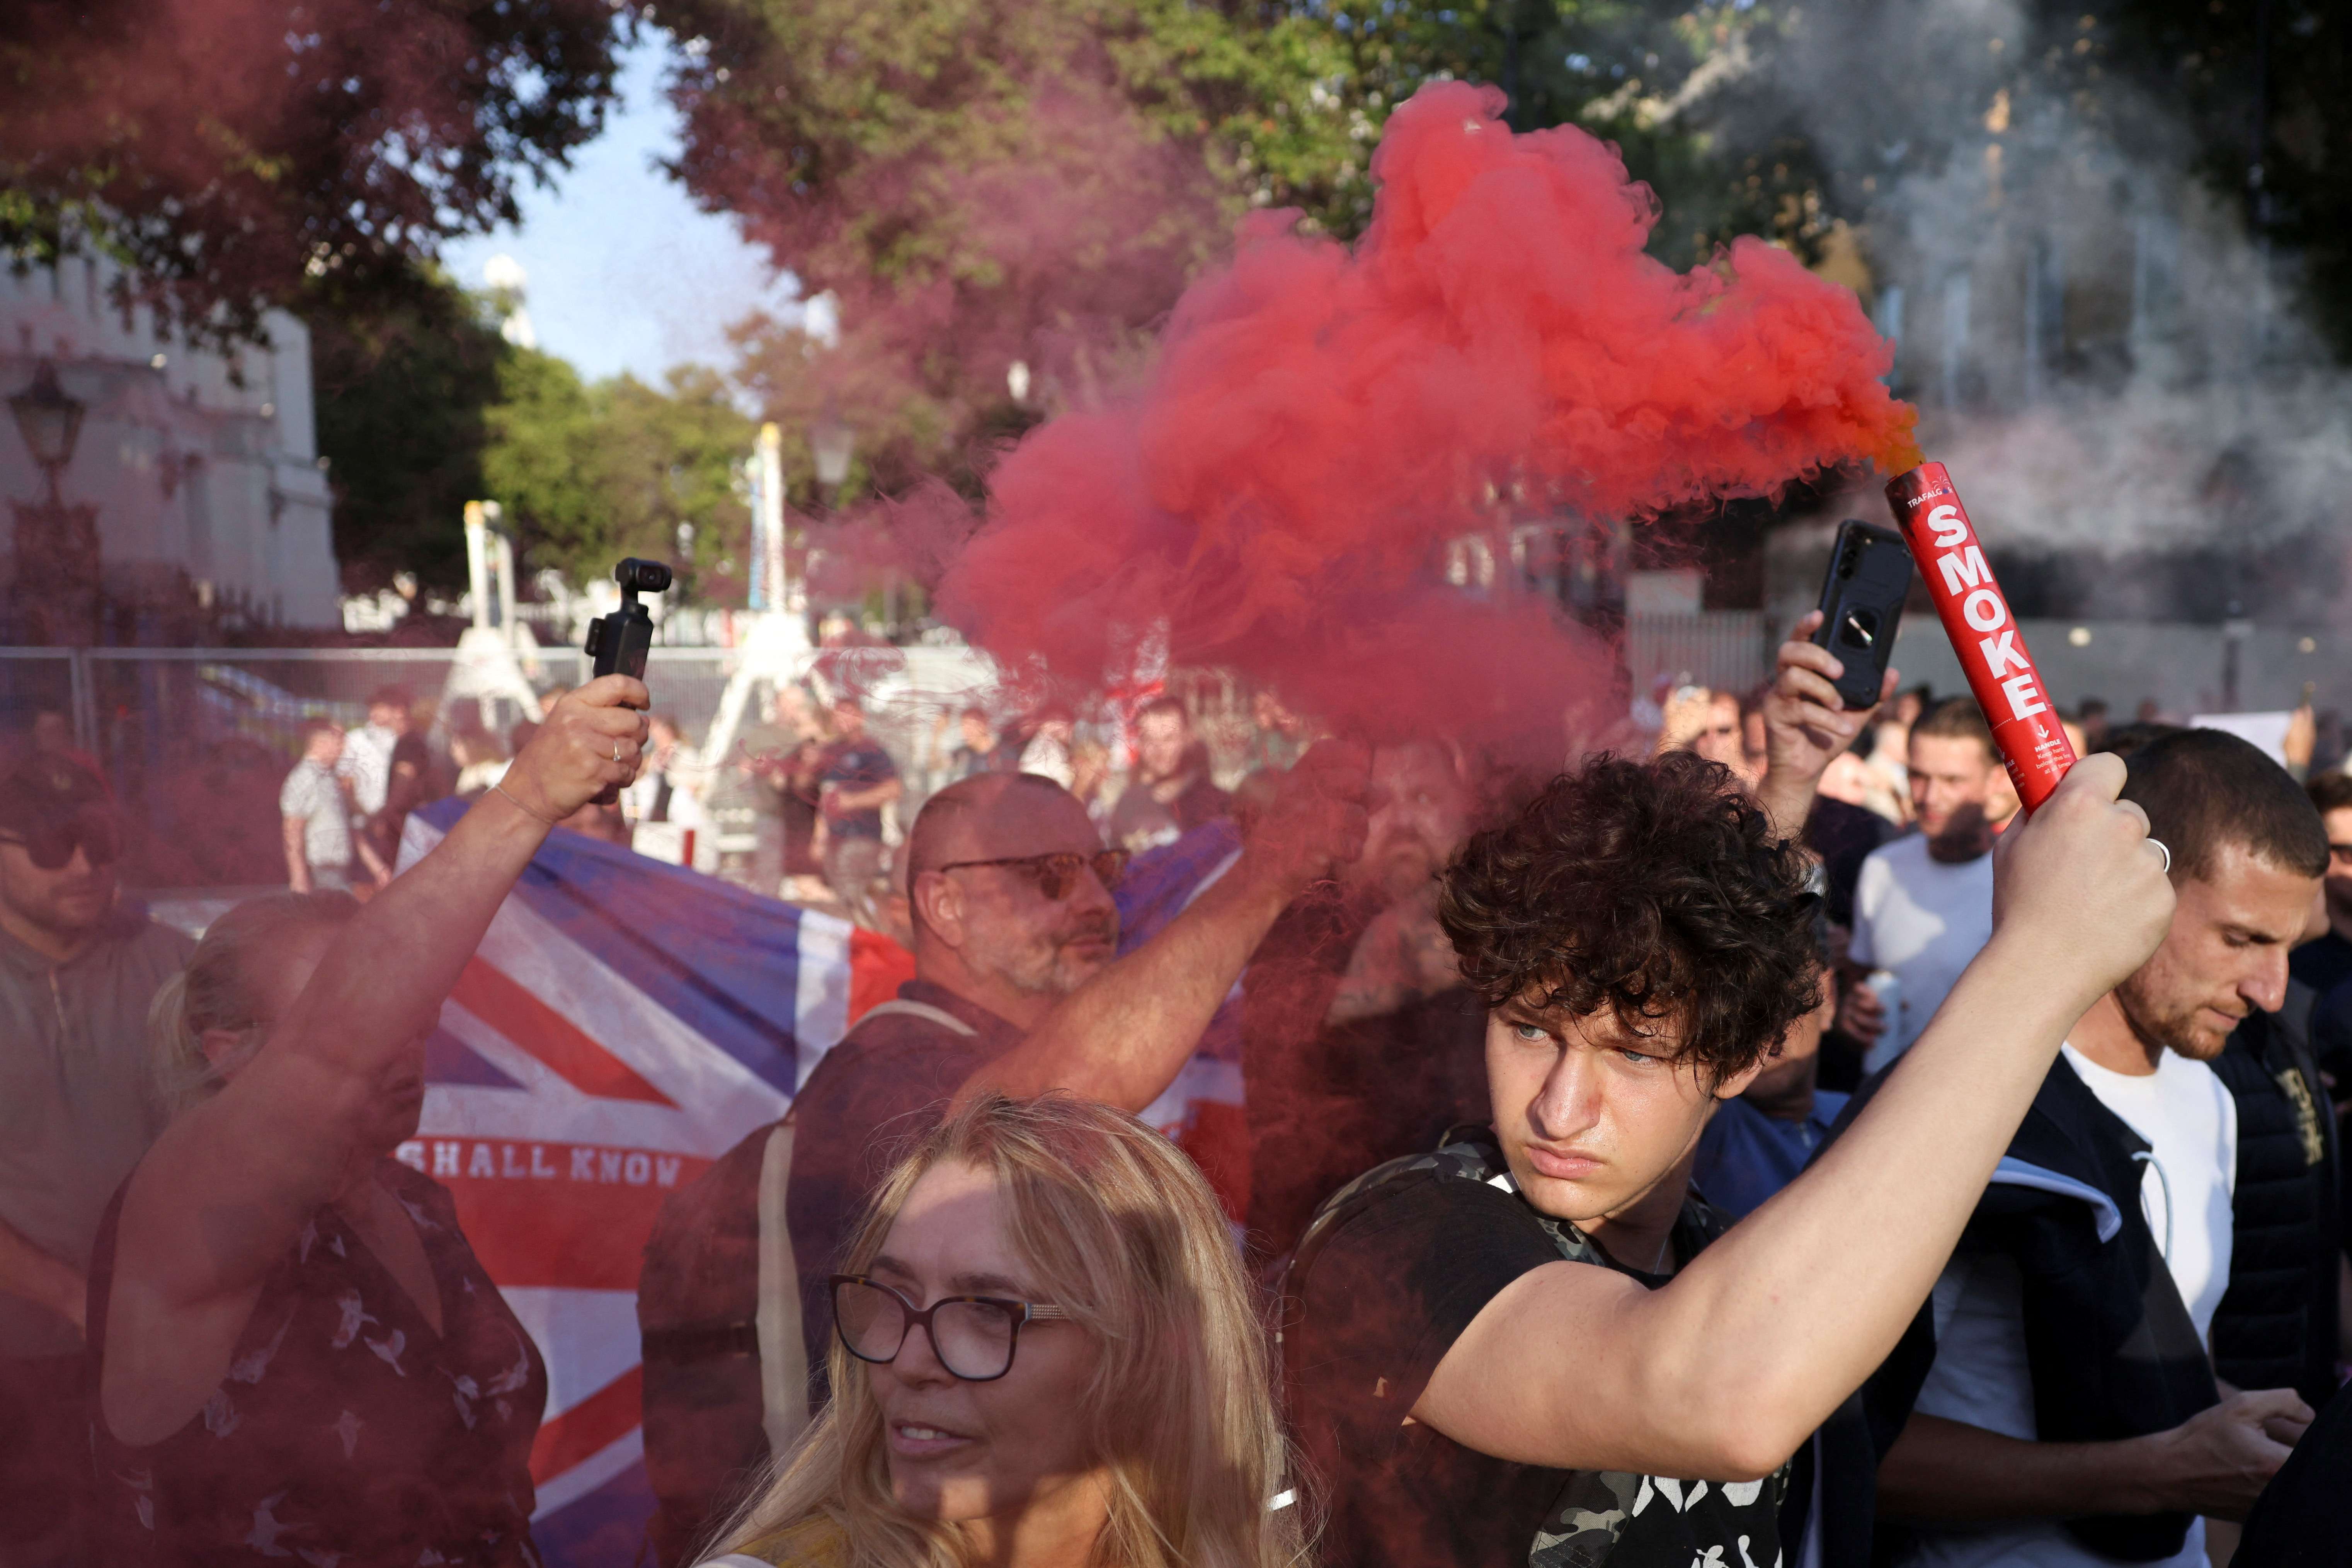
[443,34,802,387]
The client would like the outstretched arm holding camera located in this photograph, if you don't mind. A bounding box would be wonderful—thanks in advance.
[102,679,651,1444]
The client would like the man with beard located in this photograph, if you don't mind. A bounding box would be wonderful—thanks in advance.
[638,753,1367,1564]
[1107,695,1230,853]
[1242,738,1482,1257]
[0,755,192,1564]
[1874,729,2324,1568]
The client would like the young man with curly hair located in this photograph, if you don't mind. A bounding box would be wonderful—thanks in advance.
[1281,622,2179,1568]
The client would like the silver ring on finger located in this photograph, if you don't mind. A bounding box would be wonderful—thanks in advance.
[612,741,622,764]
[2148,838,2171,876]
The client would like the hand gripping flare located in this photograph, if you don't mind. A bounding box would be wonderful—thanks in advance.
[1884,463,2078,815]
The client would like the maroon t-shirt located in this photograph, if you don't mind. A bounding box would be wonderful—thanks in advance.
[781,981,1022,1396]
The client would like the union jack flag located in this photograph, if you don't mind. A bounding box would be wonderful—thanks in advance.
[394,799,913,1568]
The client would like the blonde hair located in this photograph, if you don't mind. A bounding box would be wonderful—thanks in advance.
[150,890,360,1116]
[712,1093,1309,1568]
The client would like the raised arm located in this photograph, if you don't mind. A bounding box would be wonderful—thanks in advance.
[115,679,647,1319]
[1413,756,2173,1479]
[957,739,1370,1113]
[1753,608,1898,841]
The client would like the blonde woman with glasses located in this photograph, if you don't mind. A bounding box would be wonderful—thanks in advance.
[696,1093,1305,1568]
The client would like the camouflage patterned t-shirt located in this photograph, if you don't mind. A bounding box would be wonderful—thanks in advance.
[1282,1131,1789,1568]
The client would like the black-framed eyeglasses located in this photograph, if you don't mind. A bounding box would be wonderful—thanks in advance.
[829,1274,1069,1382]
[0,814,119,872]
[931,849,1129,901]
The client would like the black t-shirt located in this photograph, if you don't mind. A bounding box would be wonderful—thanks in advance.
[1285,1134,1783,1568]
[1806,796,1895,932]
[1239,886,1489,1256]
[2289,931,2352,999]
[783,981,1022,1395]
[2294,937,2352,1098]
[819,739,899,839]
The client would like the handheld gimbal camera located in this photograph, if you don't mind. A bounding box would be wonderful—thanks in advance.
[582,558,672,805]
[583,557,672,683]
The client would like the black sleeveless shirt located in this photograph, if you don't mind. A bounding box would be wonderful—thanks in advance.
[88,1158,549,1566]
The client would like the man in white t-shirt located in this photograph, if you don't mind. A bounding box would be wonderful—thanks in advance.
[1843,698,2004,1071]
[1875,728,2325,1568]
[337,684,412,819]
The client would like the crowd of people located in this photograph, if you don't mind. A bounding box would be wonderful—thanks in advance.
[3,617,2350,1568]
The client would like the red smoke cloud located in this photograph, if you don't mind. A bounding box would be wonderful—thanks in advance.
[940,81,1919,753]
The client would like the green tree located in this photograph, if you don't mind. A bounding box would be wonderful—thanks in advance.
[315,264,759,597]
[578,366,758,594]
[309,268,509,594]
[1,0,630,344]
[482,351,757,591]
[655,0,1270,496]
[482,347,608,576]
[649,0,1783,492]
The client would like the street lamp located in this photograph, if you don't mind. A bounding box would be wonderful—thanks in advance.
[7,359,100,644]
[9,360,85,502]
[809,406,854,499]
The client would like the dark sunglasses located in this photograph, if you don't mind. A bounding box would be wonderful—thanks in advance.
[933,848,1129,901]
[829,1274,1069,1382]
[0,814,119,871]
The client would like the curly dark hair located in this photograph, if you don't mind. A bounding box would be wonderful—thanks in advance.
[1437,750,1823,1080]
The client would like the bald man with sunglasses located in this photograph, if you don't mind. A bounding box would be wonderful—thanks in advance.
[0,753,192,1563]
[638,747,1369,1563]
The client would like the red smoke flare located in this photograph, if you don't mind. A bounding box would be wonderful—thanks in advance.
[940,81,1920,753]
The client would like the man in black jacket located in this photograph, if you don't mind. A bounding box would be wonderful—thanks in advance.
[2208,976,2342,1413]
[1874,730,2325,1568]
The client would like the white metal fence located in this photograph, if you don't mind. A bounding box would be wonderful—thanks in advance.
[0,642,1009,888]
[27,609,2331,890]
[0,620,1784,890]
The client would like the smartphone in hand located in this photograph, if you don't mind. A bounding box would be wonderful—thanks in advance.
[1812,521,1911,711]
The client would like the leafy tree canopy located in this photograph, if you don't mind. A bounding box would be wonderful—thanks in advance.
[317,264,754,596]
[483,345,757,592]
[310,266,509,593]
[1,0,630,343]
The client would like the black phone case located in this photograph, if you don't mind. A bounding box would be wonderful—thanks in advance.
[1812,520,1911,710]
